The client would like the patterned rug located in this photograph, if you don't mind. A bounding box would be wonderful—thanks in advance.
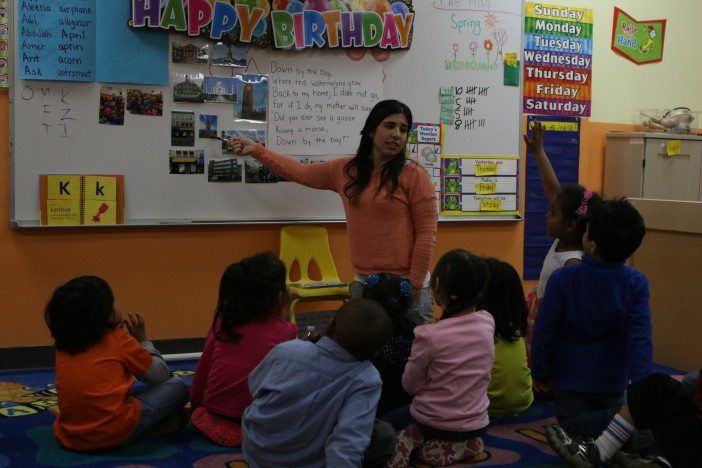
[0,361,684,467]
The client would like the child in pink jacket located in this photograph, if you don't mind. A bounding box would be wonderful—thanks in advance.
[387,249,495,467]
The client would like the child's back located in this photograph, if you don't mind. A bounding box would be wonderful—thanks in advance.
[243,299,393,468]
[190,252,297,446]
[532,257,651,393]
[404,311,494,430]
[54,326,153,450]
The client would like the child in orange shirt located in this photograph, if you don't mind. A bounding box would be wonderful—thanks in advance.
[45,276,189,452]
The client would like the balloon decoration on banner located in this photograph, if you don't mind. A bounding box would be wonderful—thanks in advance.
[130,0,415,51]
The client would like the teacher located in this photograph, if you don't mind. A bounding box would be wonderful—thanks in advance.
[230,100,438,322]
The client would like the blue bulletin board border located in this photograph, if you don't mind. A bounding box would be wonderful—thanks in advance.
[523,115,581,280]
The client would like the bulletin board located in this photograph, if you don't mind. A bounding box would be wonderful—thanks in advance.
[9,0,523,227]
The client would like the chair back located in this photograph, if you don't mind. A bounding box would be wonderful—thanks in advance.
[279,225,341,284]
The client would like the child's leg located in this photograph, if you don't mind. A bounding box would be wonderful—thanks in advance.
[362,419,396,468]
[417,437,484,466]
[130,375,189,441]
[385,424,423,468]
[554,389,624,439]
[378,404,413,433]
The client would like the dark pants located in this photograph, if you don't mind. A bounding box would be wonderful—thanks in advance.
[627,373,702,467]
[363,419,397,468]
[555,389,624,439]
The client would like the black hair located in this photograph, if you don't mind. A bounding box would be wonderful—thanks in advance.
[327,298,392,361]
[213,251,289,343]
[587,198,646,262]
[361,273,415,339]
[476,258,527,343]
[556,184,603,240]
[430,249,489,320]
[343,99,414,204]
[44,276,116,355]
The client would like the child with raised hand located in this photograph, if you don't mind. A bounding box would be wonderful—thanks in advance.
[361,273,416,417]
[190,251,297,446]
[523,121,602,362]
[45,276,188,452]
[531,199,652,440]
[477,258,534,418]
[387,249,495,467]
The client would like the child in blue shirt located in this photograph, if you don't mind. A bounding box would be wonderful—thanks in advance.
[242,298,394,468]
[531,198,652,439]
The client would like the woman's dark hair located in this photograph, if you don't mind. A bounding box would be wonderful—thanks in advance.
[556,184,603,240]
[343,99,413,204]
[44,276,116,355]
[431,249,488,321]
[361,273,415,339]
[476,258,527,342]
[213,251,289,343]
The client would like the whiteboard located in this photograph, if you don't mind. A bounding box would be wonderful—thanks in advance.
[10,0,522,226]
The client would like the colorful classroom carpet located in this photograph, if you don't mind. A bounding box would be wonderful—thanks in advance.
[0,362,684,467]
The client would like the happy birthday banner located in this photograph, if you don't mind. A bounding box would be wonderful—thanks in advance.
[130,0,415,50]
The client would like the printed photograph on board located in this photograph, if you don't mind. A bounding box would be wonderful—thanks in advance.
[199,114,219,139]
[173,73,205,103]
[171,111,195,146]
[233,74,268,122]
[208,157,243,182]
[127,89,163,116]
[169,149,205,175]
[221,128,266,155]
[203,76,238,103]
[98,86,125,126]
[171,41,209,64]
[245,159,283,183]
[211,41,247,67]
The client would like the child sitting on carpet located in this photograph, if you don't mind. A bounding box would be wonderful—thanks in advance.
[361,273,416,418]
[190,252,297,446]
[242,299,395,467]
[477,258,534,418]
[45,276,188,452]
[531,199,652,440]
[387,249,495,467]
[547,370,701,467]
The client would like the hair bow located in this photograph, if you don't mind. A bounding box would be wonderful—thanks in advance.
[575,189,593,218]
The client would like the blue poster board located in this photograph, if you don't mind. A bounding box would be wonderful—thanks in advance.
[523,115,580,280]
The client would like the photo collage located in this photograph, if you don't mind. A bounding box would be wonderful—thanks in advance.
[170,39,272,182]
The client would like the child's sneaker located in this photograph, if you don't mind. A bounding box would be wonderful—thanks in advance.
[610,451,672,468]
[545,424,601,468]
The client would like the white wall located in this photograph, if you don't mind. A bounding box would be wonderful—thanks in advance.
[540,0,702,124]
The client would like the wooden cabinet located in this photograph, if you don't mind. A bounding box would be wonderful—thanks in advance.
[604,132,702,201]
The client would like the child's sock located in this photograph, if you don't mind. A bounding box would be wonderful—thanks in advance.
[594,413,636,462]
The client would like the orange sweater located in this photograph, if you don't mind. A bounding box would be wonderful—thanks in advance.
[252,145,438,288]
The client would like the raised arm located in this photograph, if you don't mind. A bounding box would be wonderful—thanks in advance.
[229,137,338,191]
[523,121,560,203]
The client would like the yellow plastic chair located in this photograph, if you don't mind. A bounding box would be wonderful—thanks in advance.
[279,225,350,324]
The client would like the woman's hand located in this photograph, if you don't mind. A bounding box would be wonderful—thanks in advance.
[523,121,545,152]
[228,136,257,156]
[124,312,147,342]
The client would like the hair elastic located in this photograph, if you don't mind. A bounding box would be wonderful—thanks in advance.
[399,280,413,298]
[575,189,593,218]
[364,274,380,287]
